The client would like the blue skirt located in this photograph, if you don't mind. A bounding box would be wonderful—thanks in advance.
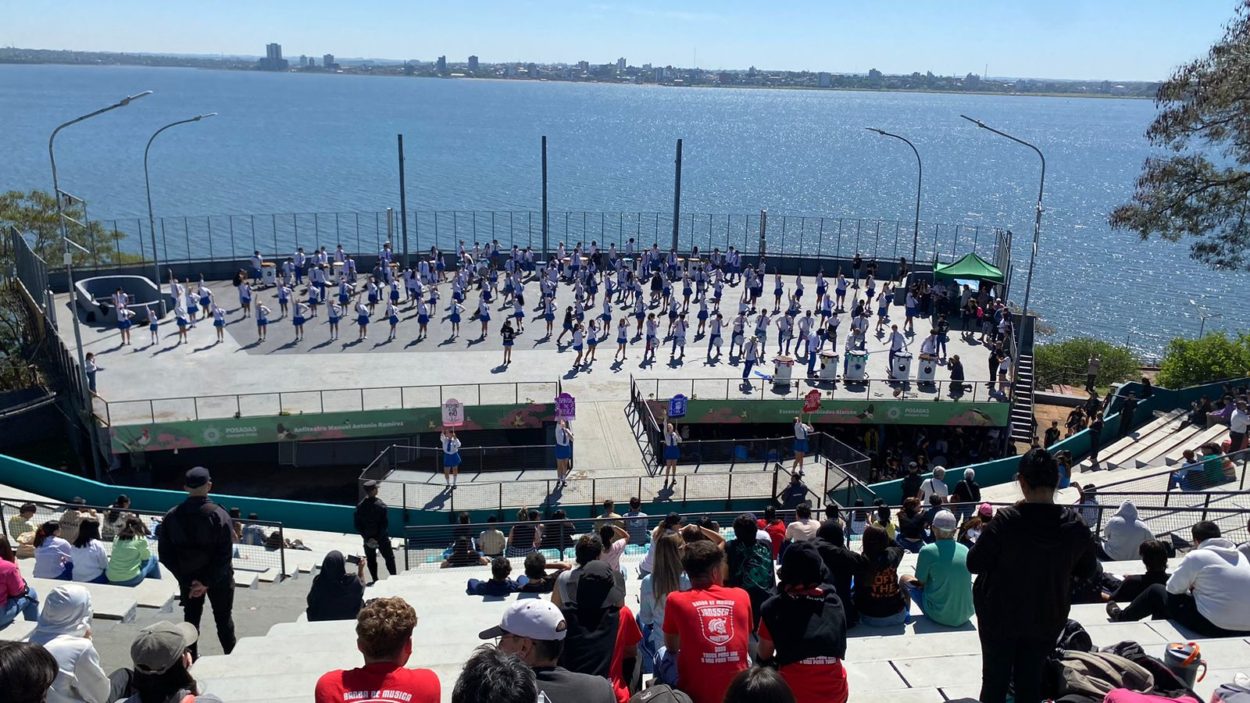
[390,290,400,302]
[368,293,378,303]
[563,322,573,331]
[573,343,583,352]
[514,310,525,319]
[187,303,199,315]
[389,315,400,326]
[617,335,627,344]
[555,443,573,460]
[176,317,189,329]
[118,319,132,330]
[816,285,827,297]
[444,452,461,468]
[683,287,692,297]
[452,291,464,302]
[503,339,514,347]
[635,312,645,321]
[663,445,680,461]
[450,313,461,324]
[774,287,783,297]
[546,313,556,322]
[212,320,223,328]
[600,312,612,322]
[200,295,211,308]
[293,315,305,326]
[588,338,598,347]
[329,316,339,325]
[906,306,917,317]
[794,438,809,453]
[418,314,430,325]
[357,314,370,326]
[697,311,709,320]
[480,313,491,322]
[339,293,350,304]
[255,319,266,328]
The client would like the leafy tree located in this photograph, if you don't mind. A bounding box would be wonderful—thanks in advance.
[1156,332,1250,388]
[0,189,136,268]
[1110,2,1250,269]
[1034,337,1139,390]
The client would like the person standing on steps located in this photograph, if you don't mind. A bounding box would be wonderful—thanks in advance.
[354,480,397,585]
[555,420,574,488]
[157,466,237,657]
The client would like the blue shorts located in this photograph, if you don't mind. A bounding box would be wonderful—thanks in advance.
[573,343,583,352]
[635,312,645,321]
[563,322,572,331]
[329,316,339,325]
[555,443,573,460]
[503,339,514,347]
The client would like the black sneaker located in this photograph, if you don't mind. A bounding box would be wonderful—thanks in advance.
[1105,602,1122,621]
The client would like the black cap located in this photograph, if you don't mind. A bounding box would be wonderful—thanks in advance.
[778,540,824,587]
[363,480,379,490]
[184,467,211,489]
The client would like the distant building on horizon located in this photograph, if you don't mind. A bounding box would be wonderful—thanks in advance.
[258,42,288,71]
[617,57,626,72]
[323,53,338,70]
[818,72,832,88]
[468,55,479,73]
[436,55,447,73]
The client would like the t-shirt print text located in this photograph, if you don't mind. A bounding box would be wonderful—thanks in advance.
[343,691,415,702]
[694,598,741,663]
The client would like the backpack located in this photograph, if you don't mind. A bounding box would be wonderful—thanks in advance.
[1102,641,1204,702]
[1212,683,1250,703]
[734,541,775,596]
[630,684,693,703]
[1053,650,1155,703]
[1055,619,1094,655]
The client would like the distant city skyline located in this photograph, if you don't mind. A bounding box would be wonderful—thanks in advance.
[2,0,1240,82]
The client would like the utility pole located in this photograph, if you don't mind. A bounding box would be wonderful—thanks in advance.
[671,138,683,251]
[398,134,409,268]
[541,135,549,258]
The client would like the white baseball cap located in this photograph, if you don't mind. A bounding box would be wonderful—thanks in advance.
[478,599,567,641]
[932,510,958,532]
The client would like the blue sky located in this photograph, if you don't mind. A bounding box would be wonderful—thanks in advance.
[2,0,1239,81]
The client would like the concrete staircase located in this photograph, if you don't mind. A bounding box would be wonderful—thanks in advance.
[1009,353,1036,444]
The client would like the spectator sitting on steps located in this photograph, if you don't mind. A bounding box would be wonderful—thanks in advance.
[466,557,521,597]
[1103,539,1170,604]
[315,597,441,703]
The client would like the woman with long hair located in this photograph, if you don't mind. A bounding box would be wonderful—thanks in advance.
[506,508,542,558]
[895,497,927,554]
[855,525,909,627]
[33,521,72,580]
[638,533,689,656]
[107,517,163,587]
[69,519,109,584]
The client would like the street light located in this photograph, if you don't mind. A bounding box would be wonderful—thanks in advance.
[1188,299,1221,337]
[865,127,922,265]
[49,90,153,478]
[145,113,217,305]
[960,114,1045,408]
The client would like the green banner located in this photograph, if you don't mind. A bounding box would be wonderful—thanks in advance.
[109,403,556,453]
[655,399,1009,427]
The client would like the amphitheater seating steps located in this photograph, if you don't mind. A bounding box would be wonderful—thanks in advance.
[187,552,1250,703]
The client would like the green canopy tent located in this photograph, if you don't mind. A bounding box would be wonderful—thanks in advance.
[932,252,1005,284]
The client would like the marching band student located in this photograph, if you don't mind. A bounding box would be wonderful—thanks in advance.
[174,299,191,343]
[293,300,310,341]
[696,295,710,336]
[615,318,630,362]
[793,417,813,471]
[184,286,199,326]
[773,271,785,312]
[328,301,342,341]
[500,319,516,365]
[256,301,272,341]
[366,277,379,314]
[355,297,370,341]
[441,428,462,488]
[586,319,600,364]
[306,280,320,318]
[477,294,491,339]
[557,306,574,345]
[730,311,746,357]
[512,296,526,332]
[633,295,647,336]
[212,302,226,343]
[835,271,848,311]
[276,281,291,318]
[662,422,681,485]
[448,300,464,338]
[196,279,213,320]
[238,280,252,318]
[571,322,585,367]
[338,277,352,307]
[416,299,430,339]
[707,312,724,361]
[116,305,135,346]
[671,313,688,361]
[385,300,400,341]
[644,313,659,363]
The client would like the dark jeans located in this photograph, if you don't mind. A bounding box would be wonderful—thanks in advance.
[1118,584,1249,637]
[181,577,236,656]
[978,632,1053,703]
[365,538,397,582]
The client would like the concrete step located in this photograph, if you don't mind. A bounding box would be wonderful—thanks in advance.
[28,578,138,622]
[0,619,37,642]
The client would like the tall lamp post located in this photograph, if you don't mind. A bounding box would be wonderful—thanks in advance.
[1188,299,1220,338]
[960,114,1045,404]
[145,113,216,308]
[50,90,152,478]
[865,128,922,265]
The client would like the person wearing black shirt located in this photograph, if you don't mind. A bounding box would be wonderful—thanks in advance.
[900,463,923,501]
[814,520,869,628]
[157,467,237,656]
[854,524,909,627]
[1088,415,1105,469]
[967,448,1097,703]
[952,468,981,514]
[1117,393,1139,438]
[354,480,397,584]
[1104,539,1170,603]
[896,498,927,553]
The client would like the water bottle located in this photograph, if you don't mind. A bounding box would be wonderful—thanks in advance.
[1164,642,1207,688]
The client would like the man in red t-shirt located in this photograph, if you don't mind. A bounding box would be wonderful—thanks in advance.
[315,596,440,703]
[662,540,752,703]
[757,506,787,560]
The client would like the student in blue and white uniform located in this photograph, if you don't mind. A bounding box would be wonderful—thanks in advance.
[776,313,793,355]
[755,310,771,345]
[355,299,370,341]
[255,302,271,341]
[793,417,814,471]
[338,278,353,307]
[707,313,724,361]
[570,322,586,367]
[381,300,397,340]
[835,273,848,311]
[815,270,827,307]
[328,301,342,341]
[662,422,681,484]
[670,314,688,361]
[742,336,760,384]
[196,280,213,320]
[695,296,710,336]
[211,303,226,343]
[366,278,379,313]
[633,296,647,336]
[293,248,307,285]
[277,282,291,318]
[447,301,464,338]
[615,318,630,362]
[441,428,462,487]
[416,300,430,338]
[500,319,516,365]
[665,298,680,337]
[773,272,785,312]
[730,313,746,357]
[554,420,574,486]
[477,295,491,338]
[117,306,135,346]
[512,298,526,332]
[600,297,613,325]
[306,280,321,318]
[585,319,600,364]
[184,287,199,325]
[295,301,313,341]
[644,314,658,362]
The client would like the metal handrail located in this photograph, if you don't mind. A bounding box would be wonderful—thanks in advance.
[630,374,1002,405]
[103,379,560,425]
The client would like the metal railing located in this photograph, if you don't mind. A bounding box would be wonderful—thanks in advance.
[361,443,559,476]
[70,209,1007,270]
[629,374,1003,404]
[0,496,287,578]
[102,380,560,425]
[1093,449,1250,495]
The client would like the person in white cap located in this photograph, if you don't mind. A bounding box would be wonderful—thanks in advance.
[108,620,224,702]
[479,599,614,703]
[899,509,974,628]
